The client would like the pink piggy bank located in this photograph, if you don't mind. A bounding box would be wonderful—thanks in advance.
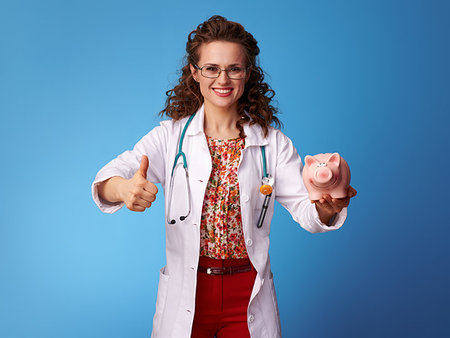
[302,153,351,201]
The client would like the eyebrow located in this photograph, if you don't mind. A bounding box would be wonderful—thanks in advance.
[203,63,243,67]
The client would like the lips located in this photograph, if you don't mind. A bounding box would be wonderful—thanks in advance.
[213,88,233,97]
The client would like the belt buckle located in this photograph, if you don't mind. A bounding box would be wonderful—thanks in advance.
[206,268,213,275]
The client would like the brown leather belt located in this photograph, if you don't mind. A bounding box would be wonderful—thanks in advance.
[198,264,252,275]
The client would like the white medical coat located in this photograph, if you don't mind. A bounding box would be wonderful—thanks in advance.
[91,105,347,337]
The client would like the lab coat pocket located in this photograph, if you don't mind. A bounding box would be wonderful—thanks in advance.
[152,266,170,335]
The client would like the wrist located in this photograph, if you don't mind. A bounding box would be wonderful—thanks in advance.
[315,204,336,225]
[101,176,127,203]
[114,176,128,202]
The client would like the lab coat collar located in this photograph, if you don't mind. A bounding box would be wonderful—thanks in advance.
[185,104,268,147]
[185,105,205,136]
[243,121,268,147]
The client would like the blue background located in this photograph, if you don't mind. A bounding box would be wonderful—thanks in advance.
[1,0,449,337]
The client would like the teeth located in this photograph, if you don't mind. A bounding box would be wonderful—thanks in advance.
[214,89,232,93]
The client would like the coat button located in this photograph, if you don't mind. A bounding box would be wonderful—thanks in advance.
[248,314,255,323]
[246,238,253,246]
[242,194,249,202]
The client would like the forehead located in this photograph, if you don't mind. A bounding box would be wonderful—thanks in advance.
[197,41,246,65]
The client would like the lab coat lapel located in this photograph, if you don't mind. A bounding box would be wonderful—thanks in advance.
[184,106,212,225]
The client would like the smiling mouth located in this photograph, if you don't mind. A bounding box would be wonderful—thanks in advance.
[213,88,233,96]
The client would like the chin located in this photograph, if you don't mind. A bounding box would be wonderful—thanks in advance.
[206,97,240,111]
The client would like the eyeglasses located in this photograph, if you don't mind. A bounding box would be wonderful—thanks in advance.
[193,64,249,79]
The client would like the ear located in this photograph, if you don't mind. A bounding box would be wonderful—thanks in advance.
[327,153,341,166]
[190,64,198,82]
[305,155,318,167]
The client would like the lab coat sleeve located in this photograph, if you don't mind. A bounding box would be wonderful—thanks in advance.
[273,131,347,233]
[91,123,169,214]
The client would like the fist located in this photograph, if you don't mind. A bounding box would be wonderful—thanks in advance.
[121,155,158,212]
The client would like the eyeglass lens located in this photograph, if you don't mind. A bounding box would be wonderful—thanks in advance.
[201,66,246,79]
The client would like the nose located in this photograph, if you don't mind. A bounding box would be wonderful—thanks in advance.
[217,69,230,84]
[314,167,332,185]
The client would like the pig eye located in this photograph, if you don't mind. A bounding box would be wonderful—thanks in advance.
[317,162,326,167]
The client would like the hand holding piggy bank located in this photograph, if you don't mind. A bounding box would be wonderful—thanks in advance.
[302,153,351,201]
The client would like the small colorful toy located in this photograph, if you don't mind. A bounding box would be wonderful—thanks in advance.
[302,153,351,201]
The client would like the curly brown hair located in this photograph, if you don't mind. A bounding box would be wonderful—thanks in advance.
[159,15,281,138]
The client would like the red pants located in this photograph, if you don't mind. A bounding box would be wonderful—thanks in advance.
[191,256,257,338]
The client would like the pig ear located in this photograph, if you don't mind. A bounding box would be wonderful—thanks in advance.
[305,155,318,167]
[327,153,341,166]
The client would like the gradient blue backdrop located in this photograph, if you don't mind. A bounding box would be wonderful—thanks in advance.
[1,0,449,337]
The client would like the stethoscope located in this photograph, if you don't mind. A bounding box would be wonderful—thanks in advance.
[167,113,273,228]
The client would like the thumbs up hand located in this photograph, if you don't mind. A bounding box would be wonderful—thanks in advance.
[120,155,158,212]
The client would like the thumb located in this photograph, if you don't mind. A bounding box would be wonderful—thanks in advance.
[138,155,149,178]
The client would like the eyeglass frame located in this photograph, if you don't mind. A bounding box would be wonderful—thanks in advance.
[192,64,250,80]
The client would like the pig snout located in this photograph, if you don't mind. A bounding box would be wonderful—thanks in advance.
[313,167,333,185]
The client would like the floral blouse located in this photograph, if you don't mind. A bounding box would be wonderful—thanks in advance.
[200,135,248,259]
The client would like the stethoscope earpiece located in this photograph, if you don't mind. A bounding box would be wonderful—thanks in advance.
[169,219,176,225]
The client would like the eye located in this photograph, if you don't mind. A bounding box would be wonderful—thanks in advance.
[205,66,219,72]
[229,67,243,72]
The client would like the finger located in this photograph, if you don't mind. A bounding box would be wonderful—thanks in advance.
[136,197,153,208]
[131,204,146,212]
[144,181,158,195]
[316,199,333,213]
[322,195,343,213]
[133,188,155,204]
[138,190,156,203]
[348,186,357,198]
[138,155,149,178]
[126,203,145,212]
[329,201,341,214]
[320,195,334,210]
[323,194,333,203]
[334,197,350,211]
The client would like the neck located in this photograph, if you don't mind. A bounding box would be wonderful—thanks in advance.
[203,103,241,139]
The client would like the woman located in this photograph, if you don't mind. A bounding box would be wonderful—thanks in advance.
[92,15,356,338]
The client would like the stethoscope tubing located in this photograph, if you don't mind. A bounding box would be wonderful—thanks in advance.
[167,114,196,224]
[167,113,272,228]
